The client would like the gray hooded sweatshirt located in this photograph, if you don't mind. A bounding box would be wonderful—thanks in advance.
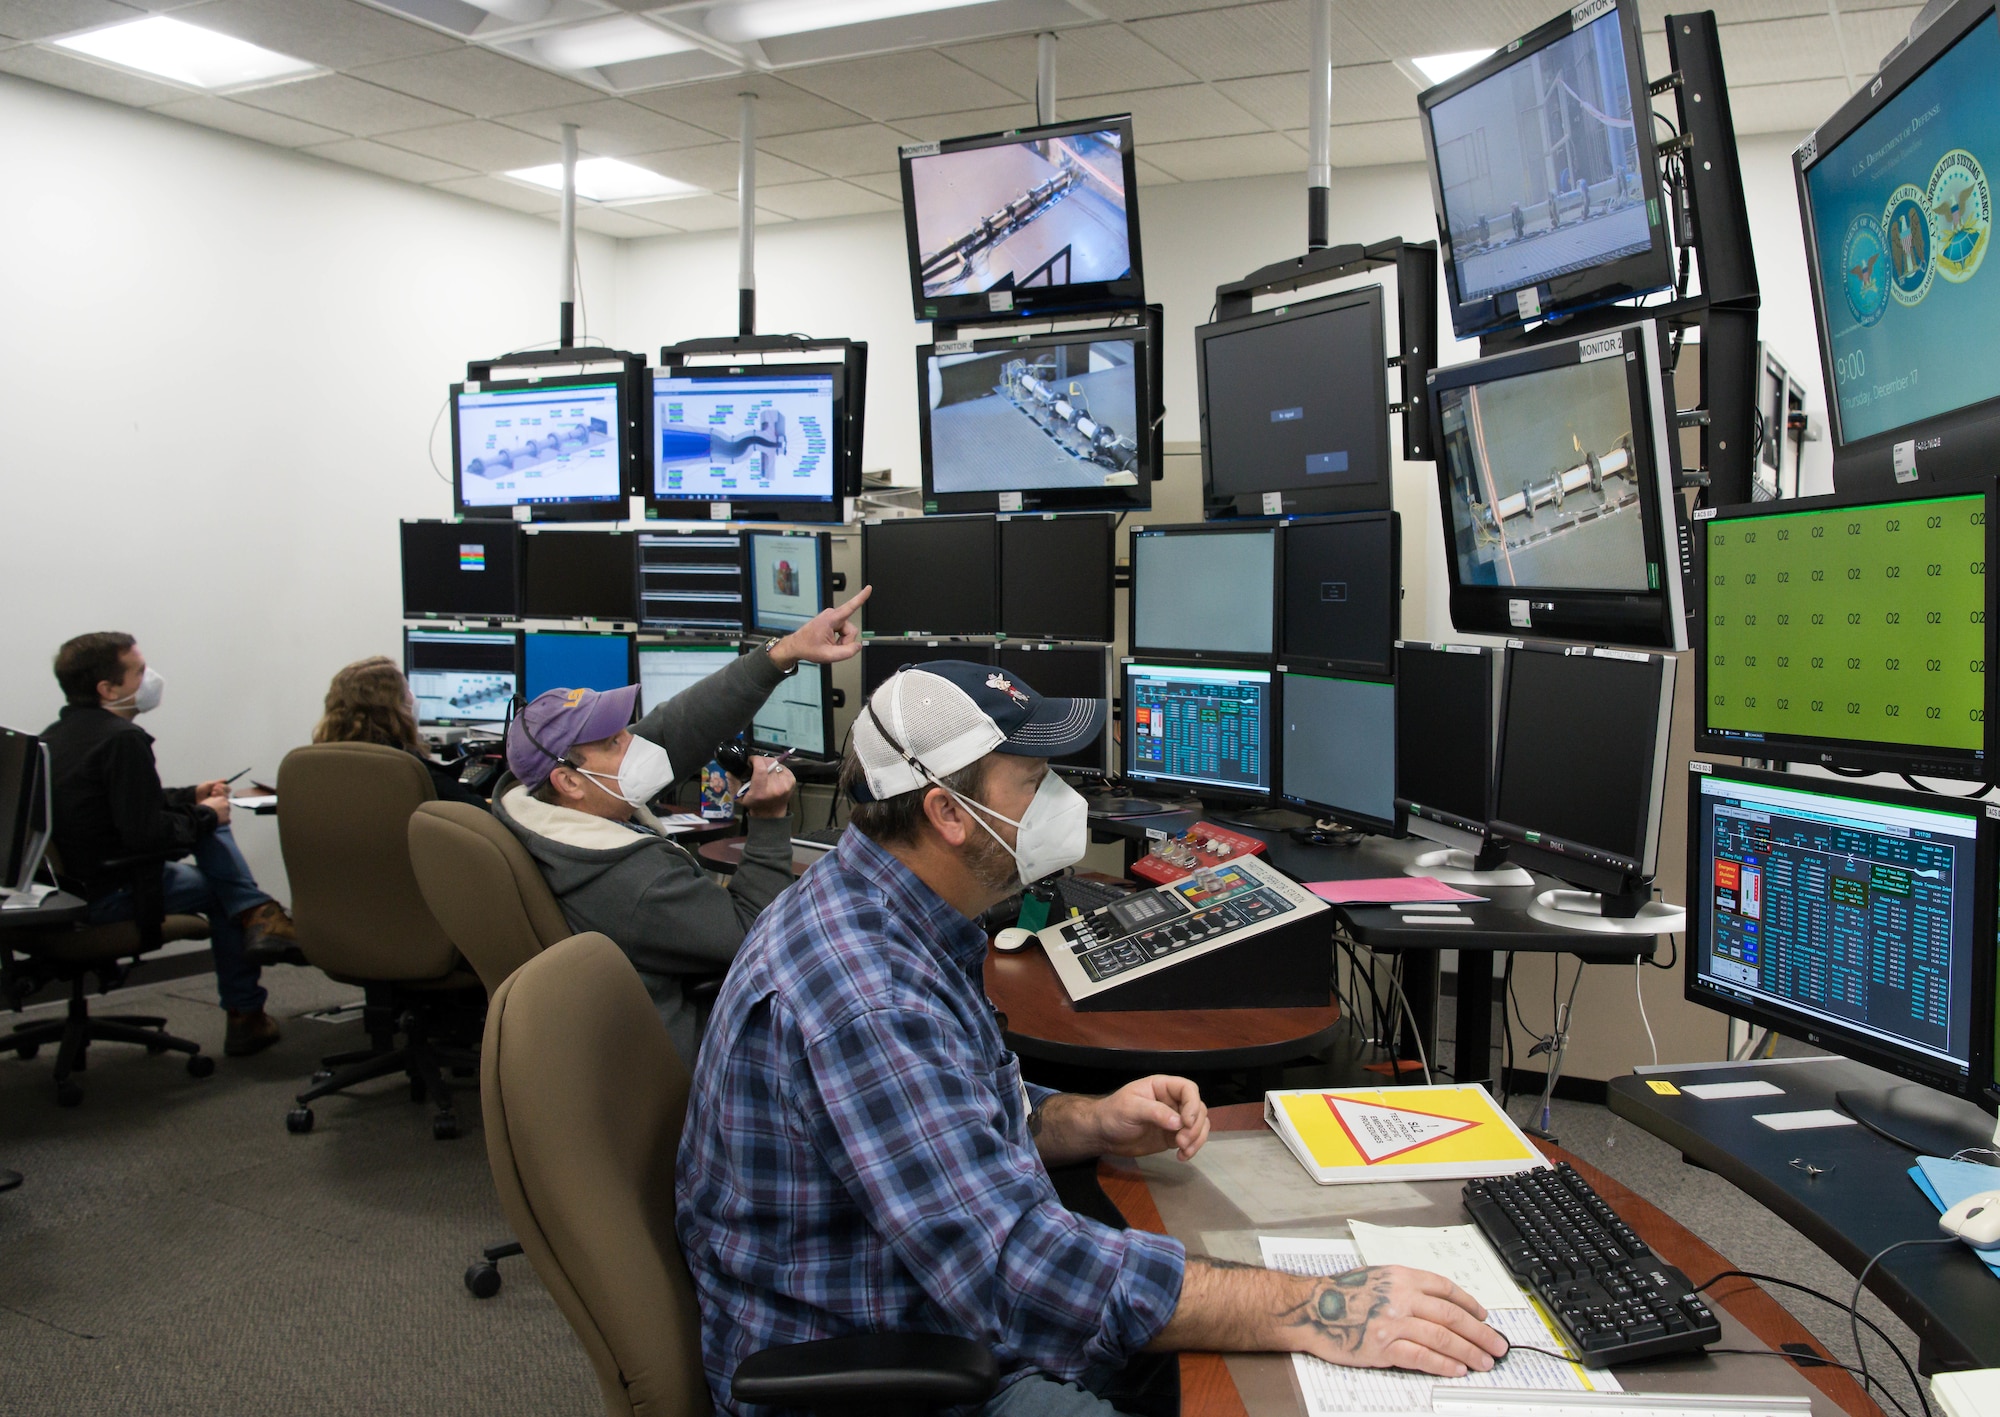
[492,648,798,1063]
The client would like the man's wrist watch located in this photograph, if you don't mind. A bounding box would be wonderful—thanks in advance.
[761,636,798,675]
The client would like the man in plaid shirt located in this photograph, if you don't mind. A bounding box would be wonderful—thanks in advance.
[676,663,1505,1416]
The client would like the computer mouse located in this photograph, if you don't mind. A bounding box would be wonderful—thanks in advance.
[1939,1189,2000,1250]
[993,927,1036,953]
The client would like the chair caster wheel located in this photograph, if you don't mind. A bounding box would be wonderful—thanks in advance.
[56,1081,84,1108]
[186,1054,215,1079]
[286,1106,314,1134]
[15,1044,38,1061]
[465,1261,502,1298]
[433,1112,461,1141]
[311,1070,334,1085]
[410,1076,428,1104]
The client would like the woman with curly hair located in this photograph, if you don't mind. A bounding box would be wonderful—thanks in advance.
[313,656,489,809]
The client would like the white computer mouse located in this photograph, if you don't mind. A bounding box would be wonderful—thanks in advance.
[1939,1189,2000,1250]
[993,927,1036,953]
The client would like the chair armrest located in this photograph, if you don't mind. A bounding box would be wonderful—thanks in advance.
[733,1333,999,1412]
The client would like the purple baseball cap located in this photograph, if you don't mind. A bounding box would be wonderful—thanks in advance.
[505,684,641,790]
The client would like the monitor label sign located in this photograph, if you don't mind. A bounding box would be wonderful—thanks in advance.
[900,141,940,159]
[1571,0,1616,28]
[1262,492,1284,516]
[1509,598,1530,628]
[1579,332,1625,363]
[1893,439,1918,481]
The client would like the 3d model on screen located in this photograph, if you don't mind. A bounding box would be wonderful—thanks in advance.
[464,416,611,479]
[999,356,1138,474]
[659,408,787,481]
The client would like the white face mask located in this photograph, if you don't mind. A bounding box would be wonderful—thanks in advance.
[107,666,165,715]
[569,735,674,808]
[945,770,1090,888]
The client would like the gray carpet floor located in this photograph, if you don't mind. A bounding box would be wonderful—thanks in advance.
[0,969,1927,1417]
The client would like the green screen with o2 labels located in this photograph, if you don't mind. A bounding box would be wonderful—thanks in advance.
[1706,493,1986,751]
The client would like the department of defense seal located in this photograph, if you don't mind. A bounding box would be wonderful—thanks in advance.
[1839,210,1890,326]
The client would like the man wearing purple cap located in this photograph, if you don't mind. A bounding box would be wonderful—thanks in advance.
[493,589,867,1063]
[676,663,1505,1417]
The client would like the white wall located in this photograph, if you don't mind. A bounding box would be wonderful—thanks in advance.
[0,74,616,905]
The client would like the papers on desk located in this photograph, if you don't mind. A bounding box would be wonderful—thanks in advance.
[1348,1220,1523,1312]
[1258,1236,1619,1416]
[1681,1082,1784,1101]
[1307,878,1488,906]
[229,795,277,810]
[655,813,710,833]
[1911,1157,2000,1280]
[1932,1367,2000,1417]
[1432,1394,1810,1417]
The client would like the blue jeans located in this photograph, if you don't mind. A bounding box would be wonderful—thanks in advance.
[87,824,273,1013]
[983,1366,1144,1417]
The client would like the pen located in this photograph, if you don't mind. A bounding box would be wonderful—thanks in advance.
[224,767,254,785]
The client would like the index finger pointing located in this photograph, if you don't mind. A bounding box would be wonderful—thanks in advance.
[829,585,872,619]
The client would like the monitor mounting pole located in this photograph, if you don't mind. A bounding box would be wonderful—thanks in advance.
[1035,31,1057,123]
[1306,0,1332,249]
[737,92,757,337]
[557,121,578,348]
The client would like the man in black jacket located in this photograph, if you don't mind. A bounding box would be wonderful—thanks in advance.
[44,633,293,1057]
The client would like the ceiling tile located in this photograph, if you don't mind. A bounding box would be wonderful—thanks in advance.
[351,44,599,117]
[499,98,716,155]
[1216,63,1419,129]
[0,40,192,104]
[761,122,909,177]
[150,94,344,145]
[1725,77,1851,135]
[1085,83,1261,144]
[621,140,818,191]
[1320,116,1425,167]
[1838,5,1923,74]
[848,171,905,199]
[1134,155,1179,185]
[170,0,456,69]
[888,103,1039,142]
[1141,129,1304,182]
[231,72,460,135]
[1715,14,1850,84]
[778,50,1022,121]
[0,0,143,41]
[1086,0,1248,17]
[939,23,1196,100]
[753,178,899,220]
[300,135,473,181]
[573,204,678,238]
[618,193,742,231]
[1129,2,1387,82]
[379,118,561,169]
[428,172,560,213]
[624,73,862,138]
[1637,0,1825,28]
[1332,0,1569,60]
[1643,29,1669,79]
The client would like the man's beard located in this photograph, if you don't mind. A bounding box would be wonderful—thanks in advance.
[959,807,1020,896]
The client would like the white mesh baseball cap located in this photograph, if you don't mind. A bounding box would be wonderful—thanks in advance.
[851,660,1106,802]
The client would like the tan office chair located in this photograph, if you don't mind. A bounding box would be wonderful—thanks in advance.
[276,743,483,1140]
[483,932,996,1417]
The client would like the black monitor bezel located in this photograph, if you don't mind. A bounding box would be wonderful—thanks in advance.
[641,361,848,525]
[1685,760,1998,1107]
[1120,656,1275,808]
[402,625,523,730]
[1692,479,2000,781]
[519,527,641,625]
[1417,0,1674,341]
[451,370,631,523]
[861,515,1001,638]
[520,629,636,702]
[996,513,1117,642]
[860,639,998,698]
[917,322,1157,515]
[1127,522,1280,663]
[1427,318,1689,651]
[1793,0,2000,493]
[1275,667,1402,835]
[739,650,837,763]
[1276,511,1402,677]
[742,529,834,637]
[399,519,523,621]
[899,113,1147,326]
[1393,640,1503,850]
[1196,285,1393,520]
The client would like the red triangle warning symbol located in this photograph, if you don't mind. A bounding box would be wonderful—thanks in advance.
[1323,1095,1478,1163]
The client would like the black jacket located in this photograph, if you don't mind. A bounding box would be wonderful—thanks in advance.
[419,751,491,810]
[41,705,213,898]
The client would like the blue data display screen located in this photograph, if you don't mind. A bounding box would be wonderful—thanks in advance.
[652,373,835,503]
[1693,775,1980,1072]
[1805,15,2000,443]
[1125,664,1270,794]
[524,633,630,701]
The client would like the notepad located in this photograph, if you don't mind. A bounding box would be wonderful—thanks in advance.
[1266,1084,1545,1184]
[1683,1081,1784,1100]
[1752,1109,1856,1132]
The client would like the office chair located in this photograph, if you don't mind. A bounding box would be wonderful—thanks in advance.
[2,848,215,1106]
[275,744,484,1140]
[483,931,998,1417]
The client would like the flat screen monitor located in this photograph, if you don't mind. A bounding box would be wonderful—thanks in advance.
[522,631,632,702]
[0,727,51,894]
[861,641,995,697]
[646,364,844,522]
[636,642,738,715]
[520,529,639,622]
[918,328,1153,515]
[1696,484,1998,781]
[1417,0,1671,339]
[1430,319,1688,650]
[900,114,1145,325]
[452,373,626,521]
[1277,671,1398,833]
[747,657,834,761]
[400,520,520,620]
[1687,763,1997,1129]
[745,530,830,636]
[1123,660,1272,803]
[1196,286,1393,519]
[862,516,999,637]
[1491,642,1676,903]
[1130,524,1277,662]
[404,627,520,728]
[997,644,1111,777]
[1395,643,1504,857]
[637,531,745,633]
[1795,0,2000,491]
[1278,513,1400,674]
[997,514,1116,642]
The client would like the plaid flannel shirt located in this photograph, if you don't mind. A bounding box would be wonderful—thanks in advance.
[674,827,1186,1414]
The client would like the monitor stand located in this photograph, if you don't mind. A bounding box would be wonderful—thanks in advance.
[1834,1083,2000,1156]
[1083,787,1181,820]
[0,883,57,911]
[1527,888,1685,936]
[1406,847,1532,889]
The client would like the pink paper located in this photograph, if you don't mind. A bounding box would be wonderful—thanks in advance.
[1306,877,1486,905]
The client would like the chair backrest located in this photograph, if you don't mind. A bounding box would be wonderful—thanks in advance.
[408,801,570,995]
[483,932,707,1417]
[275,743,457,982]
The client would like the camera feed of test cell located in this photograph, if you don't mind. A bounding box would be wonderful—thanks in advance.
[453,376,624,514]
[650,366,838,506]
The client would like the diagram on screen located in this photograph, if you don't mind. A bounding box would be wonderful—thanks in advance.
[457,384,622,507]
[1438,357,1648,591]
[912,130,1131,298]
[653,377,833,501]
[929,341,1138,493]
[412,672,513,723]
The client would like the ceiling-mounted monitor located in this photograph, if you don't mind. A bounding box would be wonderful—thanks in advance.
[900,115,1145,325]
[644,363,845,523]
[1417,0,1672,340]
[452,372,628,522]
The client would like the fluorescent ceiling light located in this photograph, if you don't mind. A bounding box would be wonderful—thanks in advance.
[467,0,559,20]
[1412,50,1494,85]
[508,156,701,204]
[52,16,319,92]
[706,0,1000,44]
[532,16,697,69]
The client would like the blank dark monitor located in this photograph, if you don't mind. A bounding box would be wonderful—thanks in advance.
[1279,513,1399,673]
[400,520,520,619]
[637,531,745,633]
[521,530,639,622]
[998,644,1110,775]
[862,641,996,697]
[1394,643,1502,855]
[1129,525,1277,661]
[523,631,632,701]
[404,627,520,728]
[862,517,998,637]
[1277,671,1397,833]
[999,515,1115,642]
[1123,660,1272,802]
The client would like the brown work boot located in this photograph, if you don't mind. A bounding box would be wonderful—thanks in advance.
[239,901,296,945]
[225,1009,282,1057]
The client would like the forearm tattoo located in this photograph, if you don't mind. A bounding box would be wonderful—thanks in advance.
[1027,1098,1046,1138]
[1284,1269,1392,1356]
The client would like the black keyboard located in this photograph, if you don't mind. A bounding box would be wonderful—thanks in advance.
[1462,1163,1721,1367]
[1050,874,1134,917]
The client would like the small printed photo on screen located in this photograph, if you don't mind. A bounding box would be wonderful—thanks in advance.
[1437,355,1649,592]
[1427,11,1651,303]
[928,339,1139,493]
[910,129,1132,298]
[652,373,835,502]
[750,534,821,632]
[458,383,622,508]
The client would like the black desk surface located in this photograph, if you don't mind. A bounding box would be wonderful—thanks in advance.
[1609,1057,2000,1373]
[0,890,89,931]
